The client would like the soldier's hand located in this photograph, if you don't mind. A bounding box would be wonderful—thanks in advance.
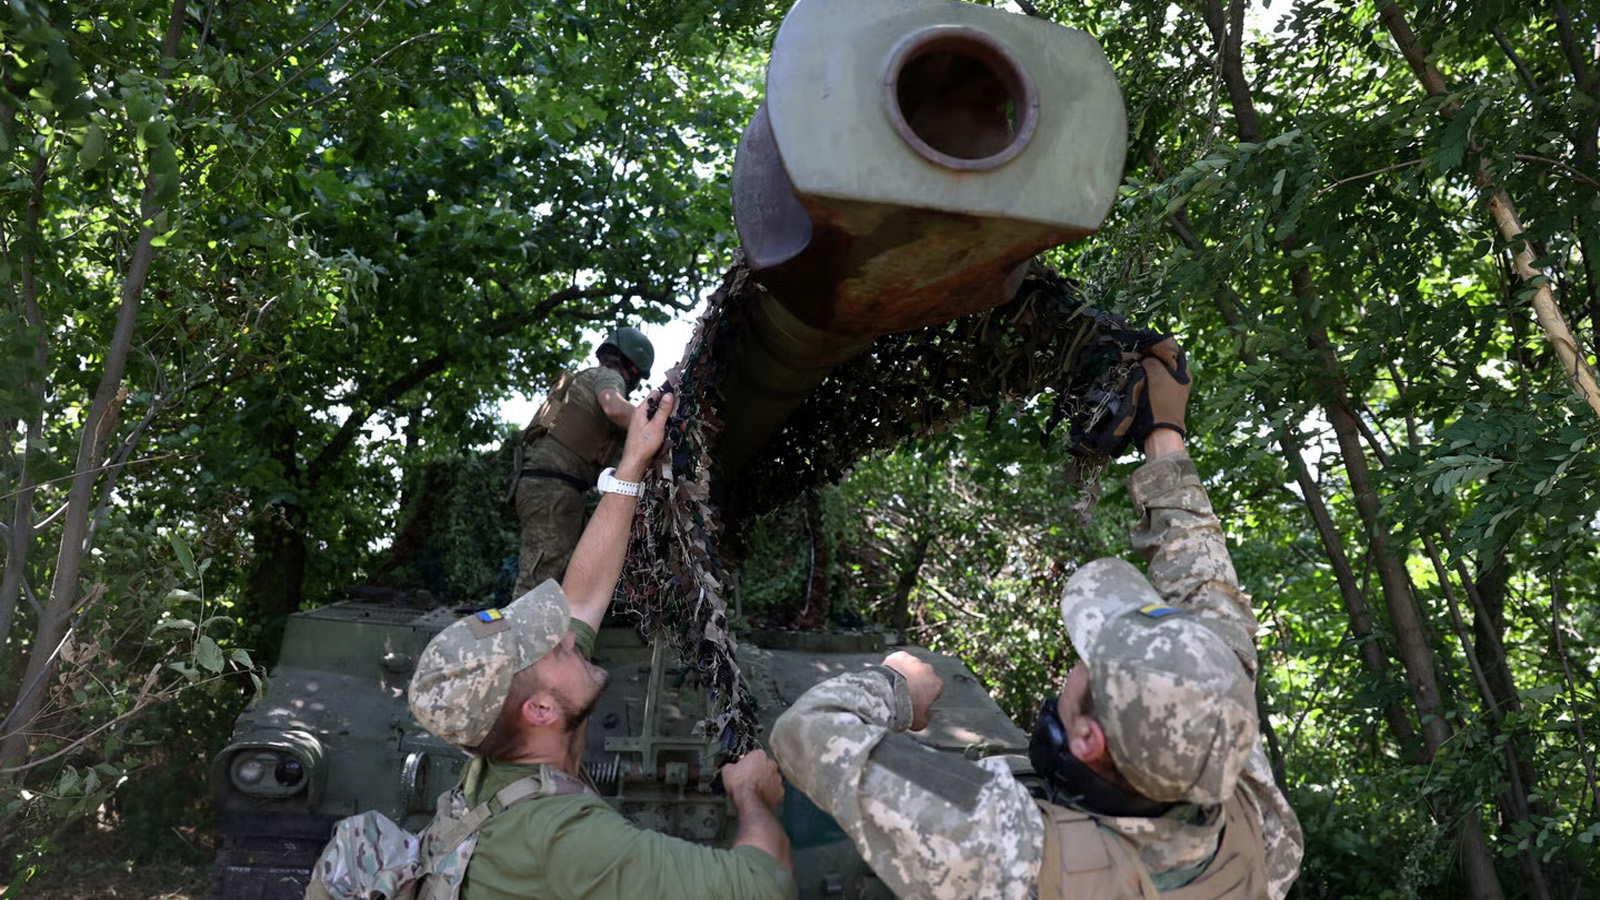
[884,651,944,732]
[1087,362,1147,455]
[721,749,785,811]
[617,389,675,478]
[1140,336,1191,441]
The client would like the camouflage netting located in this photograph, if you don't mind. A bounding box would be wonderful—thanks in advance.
[621,259,1160,754]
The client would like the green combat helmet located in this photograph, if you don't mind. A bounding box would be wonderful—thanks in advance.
[599,326,654,379]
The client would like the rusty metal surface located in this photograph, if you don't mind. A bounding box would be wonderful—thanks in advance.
[723,0,1129,480]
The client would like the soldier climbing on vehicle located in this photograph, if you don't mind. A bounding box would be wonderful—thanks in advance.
[511,327,655,596]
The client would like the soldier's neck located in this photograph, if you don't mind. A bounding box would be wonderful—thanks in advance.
[504,720,588,777]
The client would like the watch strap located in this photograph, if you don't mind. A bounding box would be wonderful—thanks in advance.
[596,466,642,497]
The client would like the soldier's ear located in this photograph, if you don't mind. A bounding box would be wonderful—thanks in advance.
[1067,715,1109,765]
[521,693,561,728]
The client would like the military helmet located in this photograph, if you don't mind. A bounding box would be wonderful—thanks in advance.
[598,326,655,378]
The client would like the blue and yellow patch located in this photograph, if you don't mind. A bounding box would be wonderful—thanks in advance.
[1138,604,1182,618]
[467,607,512,638]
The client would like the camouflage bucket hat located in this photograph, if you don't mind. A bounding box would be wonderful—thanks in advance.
[1059,558,1256,806]
[408,580,571,747]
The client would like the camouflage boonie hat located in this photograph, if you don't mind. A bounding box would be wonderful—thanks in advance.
[1059,558,1256,806]
[408,580,571,746]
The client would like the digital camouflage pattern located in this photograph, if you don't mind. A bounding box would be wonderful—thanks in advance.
[1057,557,1258,806]
[771,452,1303,900]
[770,668,1045,900]
[1036,789,1267,900]
[1124,453,1303,900]
[408,580,571,747]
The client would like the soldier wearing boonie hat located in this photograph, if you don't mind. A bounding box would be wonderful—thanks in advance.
[773,338,1303,900]
[400,389,798,900]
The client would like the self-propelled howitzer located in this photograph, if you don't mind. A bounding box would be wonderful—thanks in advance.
[208,0,1131,897]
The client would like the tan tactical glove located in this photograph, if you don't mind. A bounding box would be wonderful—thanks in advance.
[1083,364,1147,456]
[1139,336,1191,438]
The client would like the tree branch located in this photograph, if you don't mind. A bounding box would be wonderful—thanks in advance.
[0,0,190,778]
[1491,28,1543,104]
[1313,159,1427,199]
[1380,2,1600,422]
[1512,153,1600,192]
[240,0,392,121]
[284,29,456,122]
[303,280,670,487]
[1550,580,1600,821]
[1007,0,1050,20]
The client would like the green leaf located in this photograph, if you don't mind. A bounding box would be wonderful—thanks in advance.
[196,636,224,673]
[79,122,104,170]
[152,141,180,204]
[168,533,199,580]
[125,90,155,123]
[152,617,196,635]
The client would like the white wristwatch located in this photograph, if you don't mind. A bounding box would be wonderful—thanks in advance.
[596,467,642,497]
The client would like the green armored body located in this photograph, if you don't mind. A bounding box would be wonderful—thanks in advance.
[208,600,1028,900]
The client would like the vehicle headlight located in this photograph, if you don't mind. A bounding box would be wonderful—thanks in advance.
[213,729,325,803]
[228,750,309,796]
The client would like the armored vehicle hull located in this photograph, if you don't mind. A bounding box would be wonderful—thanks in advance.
[209,598,1027,900]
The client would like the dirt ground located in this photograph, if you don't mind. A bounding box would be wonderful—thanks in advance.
[17,861,210,900]
[9,822,216,900]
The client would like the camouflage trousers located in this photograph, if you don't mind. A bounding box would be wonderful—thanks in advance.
[513,474,587,597]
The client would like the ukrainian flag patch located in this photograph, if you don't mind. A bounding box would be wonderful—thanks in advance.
[1138,604,1182,618]
[477,608,505,623]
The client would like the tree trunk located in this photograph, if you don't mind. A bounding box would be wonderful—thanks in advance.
[0,155,49,653]
[1177,211,1422,756]
[888,533,932,636]
[0,0,188,782]
[1378,2,1600,421]
[1198,3,1507,897]
[246,500,309,623]
[790,491,832,630]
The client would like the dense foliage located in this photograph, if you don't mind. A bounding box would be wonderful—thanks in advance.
[2,0,1597,898]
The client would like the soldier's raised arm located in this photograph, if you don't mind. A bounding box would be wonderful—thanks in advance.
[1124,338,1260,678]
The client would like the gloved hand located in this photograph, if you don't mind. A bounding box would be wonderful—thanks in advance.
[1085,364,1147,455]
[1139,336,1191,439]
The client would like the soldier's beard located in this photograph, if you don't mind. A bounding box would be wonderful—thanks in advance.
[560,663,611,734]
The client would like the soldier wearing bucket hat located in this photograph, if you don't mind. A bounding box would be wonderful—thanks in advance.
[409,390,797,900]
[773,338,1302,900]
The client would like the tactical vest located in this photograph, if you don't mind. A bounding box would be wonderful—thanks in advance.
[305,761,592,900]
[523,369,624,469]
[1035,790,1267,900]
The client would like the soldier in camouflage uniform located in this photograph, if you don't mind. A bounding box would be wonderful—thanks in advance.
[513,327,655,596]
[771,339,1303,900]
[412,390,798,900]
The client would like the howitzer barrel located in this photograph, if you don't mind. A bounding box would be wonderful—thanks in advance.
[721,0,1126,474]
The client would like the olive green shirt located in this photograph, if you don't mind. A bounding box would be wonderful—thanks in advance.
[460,620,797,900]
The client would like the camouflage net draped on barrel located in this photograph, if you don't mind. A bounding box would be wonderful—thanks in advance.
[620,261,1157,754]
